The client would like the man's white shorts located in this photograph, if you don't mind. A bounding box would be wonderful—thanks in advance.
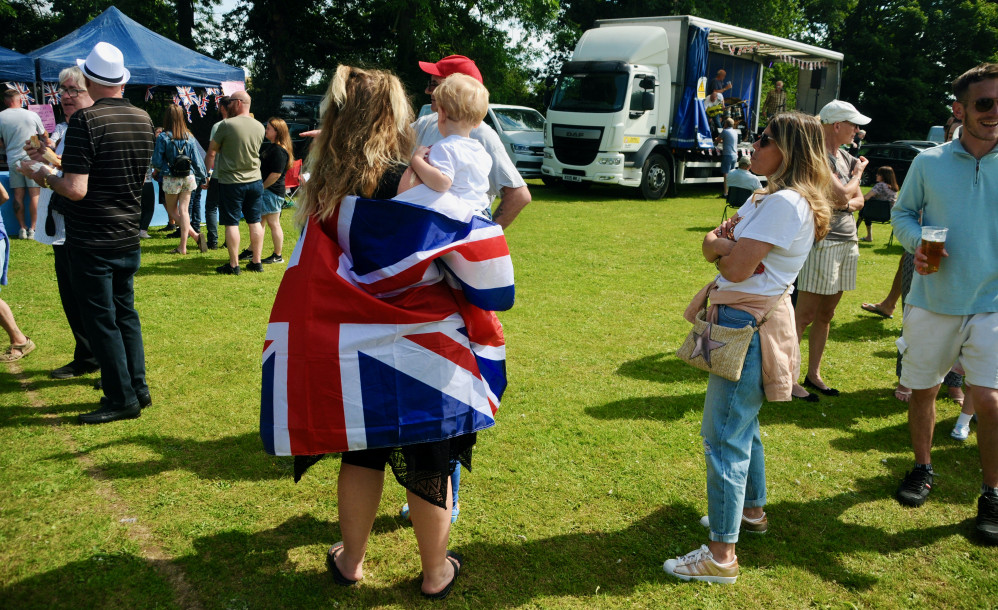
[898,306,998,390]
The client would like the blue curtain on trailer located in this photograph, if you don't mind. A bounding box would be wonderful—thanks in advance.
[670,24,714,150]
[707,53,758,132]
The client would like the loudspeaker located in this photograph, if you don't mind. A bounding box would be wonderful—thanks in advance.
[810,67,827,90]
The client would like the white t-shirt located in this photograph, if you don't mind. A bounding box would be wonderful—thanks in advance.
[412,113,526,202]
[715,189,816,296]
[33,123,69,246]
[427,135,492,212]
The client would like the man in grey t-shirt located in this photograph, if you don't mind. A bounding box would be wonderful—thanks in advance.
[0,89,47,238]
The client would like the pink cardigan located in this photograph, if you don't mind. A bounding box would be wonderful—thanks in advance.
[684,280,800,401]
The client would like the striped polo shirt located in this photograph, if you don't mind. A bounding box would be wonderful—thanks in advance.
[60,97,154,252]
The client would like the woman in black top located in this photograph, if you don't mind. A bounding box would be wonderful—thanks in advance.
[251,117,294,264]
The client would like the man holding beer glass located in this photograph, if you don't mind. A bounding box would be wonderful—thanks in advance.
[890,63,998,545]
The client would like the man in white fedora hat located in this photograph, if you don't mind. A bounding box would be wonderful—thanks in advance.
[20,41,155,425]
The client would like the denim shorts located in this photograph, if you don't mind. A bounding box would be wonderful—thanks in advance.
[218,180,263,225]
[261,190,283,216]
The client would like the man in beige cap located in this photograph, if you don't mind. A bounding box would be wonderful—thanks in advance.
[792,100,870,402]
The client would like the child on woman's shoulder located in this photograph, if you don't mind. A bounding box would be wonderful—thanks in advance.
[410,74,493,216]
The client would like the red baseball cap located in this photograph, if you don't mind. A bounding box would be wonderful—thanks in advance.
[418,55,483,84]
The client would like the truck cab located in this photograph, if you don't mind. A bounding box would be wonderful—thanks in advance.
[543,27,673,198]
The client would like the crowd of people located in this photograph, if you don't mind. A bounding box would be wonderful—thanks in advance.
[1,40,995,598]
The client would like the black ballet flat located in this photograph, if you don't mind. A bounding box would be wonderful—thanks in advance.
[793,391,820,402]
[804,376,840,397]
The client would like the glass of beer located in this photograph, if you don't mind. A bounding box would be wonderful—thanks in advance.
[920,226,948,273]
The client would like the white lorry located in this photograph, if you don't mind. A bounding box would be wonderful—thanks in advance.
[541,15,843,199]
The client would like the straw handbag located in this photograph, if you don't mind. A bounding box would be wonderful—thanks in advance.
[677,285,790,382]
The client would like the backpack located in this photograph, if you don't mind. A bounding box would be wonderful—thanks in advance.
[169,136,192,177]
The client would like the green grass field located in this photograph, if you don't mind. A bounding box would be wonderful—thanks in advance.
[2,182,995,608]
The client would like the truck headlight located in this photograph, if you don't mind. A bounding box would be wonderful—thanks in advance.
[543,150,553,159]
[597,157,622,165]
[512,144,532,154]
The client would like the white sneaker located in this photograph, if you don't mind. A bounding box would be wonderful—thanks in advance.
[18,228,27,239]
[663,545,738,584]
[951,422,970,441]
[138,230,151,239]
[26,228,35,239]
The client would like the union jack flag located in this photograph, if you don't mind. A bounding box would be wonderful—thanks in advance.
[261,192,514,456]
[5,82,34,105]
[196,93,209,117]
[43,82,60,104]
[172,94,181,106]
[145,86,155,101]
[204,87,220,97]
[175,85,199,107]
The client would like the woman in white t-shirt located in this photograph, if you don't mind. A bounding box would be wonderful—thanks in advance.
[664,112,834,584]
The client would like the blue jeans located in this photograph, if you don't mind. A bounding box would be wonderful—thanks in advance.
[188,187,204,233]
[701,305,766,544]
[53,244,98,369]
[68,246,147,408]
[204,179,219,247]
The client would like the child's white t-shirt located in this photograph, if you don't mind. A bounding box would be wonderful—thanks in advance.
[428,135,493,213]
[714,189,816,296]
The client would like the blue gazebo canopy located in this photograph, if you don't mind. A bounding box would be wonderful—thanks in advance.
[0,45,35,82]
[29,6,243,87]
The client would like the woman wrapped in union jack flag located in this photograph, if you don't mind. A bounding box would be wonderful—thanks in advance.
[261,65,514,600]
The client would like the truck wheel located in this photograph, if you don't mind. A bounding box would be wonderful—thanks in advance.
[640,153,671,200]
[541,176,561,187]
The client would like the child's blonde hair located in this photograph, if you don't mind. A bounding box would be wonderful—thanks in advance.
[433,74,489,124]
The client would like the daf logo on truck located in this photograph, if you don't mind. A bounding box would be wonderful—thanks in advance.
[555,127,601,140]
[540,15,843,199]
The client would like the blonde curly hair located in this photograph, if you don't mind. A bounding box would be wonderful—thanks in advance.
[295,65,414,226]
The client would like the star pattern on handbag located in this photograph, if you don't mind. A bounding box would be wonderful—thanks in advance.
[690,322,727,367]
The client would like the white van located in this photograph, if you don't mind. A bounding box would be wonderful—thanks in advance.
[418,103,546,178]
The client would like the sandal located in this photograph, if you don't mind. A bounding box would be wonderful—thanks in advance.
[948,385,965,406]
[168,248,187,255]
[894,385,912,402]
[422,551,462,600]
[1,338,36,362]
[325,542,357,586]
[861,303,893,319]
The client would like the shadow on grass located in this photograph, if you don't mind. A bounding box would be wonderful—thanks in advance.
[614,352,705,384]
[1,551,179,608]
[44,431,295,482]
[0,400,100,428]
[3,490,982,606]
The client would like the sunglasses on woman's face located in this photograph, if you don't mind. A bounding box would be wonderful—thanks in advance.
[970,97,998,112]
[757,133,773,148]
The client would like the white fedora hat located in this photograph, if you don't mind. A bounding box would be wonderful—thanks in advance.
[77,42,131,86]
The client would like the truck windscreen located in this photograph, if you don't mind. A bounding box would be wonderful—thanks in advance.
[550,73,629,113]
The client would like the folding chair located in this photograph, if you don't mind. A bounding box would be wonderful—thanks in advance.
[858,198,895,246]
[283,159,303,208]
[722,186,755,221]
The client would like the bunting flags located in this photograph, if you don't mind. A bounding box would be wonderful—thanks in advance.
[169,86,224,122]
[4,82,34,106]
[43,82,61,105]
[707,35,827,71]
[145,86,155,101]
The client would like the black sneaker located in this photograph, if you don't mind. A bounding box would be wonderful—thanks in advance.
[216,263,240,275]
[238,248,253,261]
[262,253,284,264]
[245,261,264,272]
[168,229,182,238]
[977,493,998,545]
[158,224,177,232]
[896,468,933,507]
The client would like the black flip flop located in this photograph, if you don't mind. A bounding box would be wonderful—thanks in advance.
[326,542,357,586]
[422,551,462,600]
[861,303,893,319]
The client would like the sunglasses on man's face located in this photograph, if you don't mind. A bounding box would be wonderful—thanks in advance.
[969,97,998,112]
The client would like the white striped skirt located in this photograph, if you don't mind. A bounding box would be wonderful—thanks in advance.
[797,239,859,295]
